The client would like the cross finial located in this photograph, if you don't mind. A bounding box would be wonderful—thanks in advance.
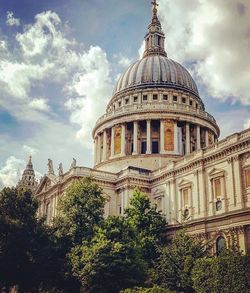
[151,0,159,19]
[152,0,159,10]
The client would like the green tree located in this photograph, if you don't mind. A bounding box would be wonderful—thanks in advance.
[53,177,106,292]
[121,286,176,293]
[125,189,167,264]
[192,251,250,293]
[54,177,106,246]
[155,229,208,293]
[0,187,59,292]
[70,216,146,293]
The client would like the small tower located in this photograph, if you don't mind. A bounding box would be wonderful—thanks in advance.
[17,156,38,193]
[143,0,167,58]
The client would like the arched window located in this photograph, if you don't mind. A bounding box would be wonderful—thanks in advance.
[216,236,226,256]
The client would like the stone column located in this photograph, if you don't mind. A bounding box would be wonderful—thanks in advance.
[160,119,165,154]
[94,137,97,165]
[205,129,209,147]
[121,124,126,156]
[146,120,151,154]
[111,127,115,158]
[174,122,178,153]
[97,134,101,164]
[133,121,138,155]
[185,123,191,154]
[102,130,107,161]
[197,125,201,150]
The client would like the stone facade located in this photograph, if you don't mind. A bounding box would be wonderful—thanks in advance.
[34,2,250,254]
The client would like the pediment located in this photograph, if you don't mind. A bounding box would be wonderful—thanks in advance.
[153,188,164,198]
[178,179,192,188]
[36,174,58,194]
[208,168,225,178]
[241,152,250,167]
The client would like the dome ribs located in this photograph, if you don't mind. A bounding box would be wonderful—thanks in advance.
[112,56,200,98]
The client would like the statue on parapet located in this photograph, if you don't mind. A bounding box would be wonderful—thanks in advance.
[70,158,76,169]
[58,163,63,177]
[47,159,54,175]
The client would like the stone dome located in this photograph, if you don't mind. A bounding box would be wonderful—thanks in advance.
[113,55,199,97]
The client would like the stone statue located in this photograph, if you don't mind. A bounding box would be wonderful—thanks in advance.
[58,163,63,177]
[47,159,54,175]
[70,158,76,169]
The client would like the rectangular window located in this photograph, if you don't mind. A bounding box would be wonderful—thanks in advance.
[118,101,121,107]
[163,95,168,101]
[143,95,148,101]
[246,169,250,188]
[214,178,222,198]
[141,141,147,154]
[152,140,159,154]
[173,95,178,102]
[134,96,138,103]
[182,97,186,104]
[153,94,158,100]
[189,100,193,106]
[125,98,129,104]
[183,188,189,206]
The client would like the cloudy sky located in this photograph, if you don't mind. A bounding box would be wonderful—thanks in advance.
[0,0,250,188]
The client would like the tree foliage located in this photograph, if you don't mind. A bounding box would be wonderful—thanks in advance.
[192,251,250,293]
[70,216,146,293]
[125,189,167,263]
[69,189,167,292]
[120,286,176,293]
[54,177,105,246]
[155,229,208,293]
[0,187,59,292]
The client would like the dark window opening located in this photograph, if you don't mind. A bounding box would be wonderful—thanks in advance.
[153,94,158,100]
[182,97,186,103]
[163,95,168,101]
[143,95,148,101]
[157,36,160,46]
[216,236,226,256]
[141,141,147,154]
[125,98,129,104]
[118,101,121,107]
[134,96,138,103]
[173,95,178,102]
[184,208,189,219]
[152,141,159,154]
[190,100,193,106]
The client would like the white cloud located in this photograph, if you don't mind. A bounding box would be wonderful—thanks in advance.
[244,119,250,130]
[29,98,50,112]
[158,0,250,105]
[23,145,39,156]
[65,46,112,148]
[0,156,25,189]
[6,11,20,27]
[0,40,7,51]
[113,54,133,67]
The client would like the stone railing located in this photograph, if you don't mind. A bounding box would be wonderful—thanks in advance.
[95,102,217,127]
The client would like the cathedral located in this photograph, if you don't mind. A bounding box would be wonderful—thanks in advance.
[18,1,250,254]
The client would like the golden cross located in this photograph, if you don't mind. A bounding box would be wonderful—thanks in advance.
[152,0,159,10]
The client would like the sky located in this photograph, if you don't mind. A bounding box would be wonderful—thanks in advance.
[0,0,250,188]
